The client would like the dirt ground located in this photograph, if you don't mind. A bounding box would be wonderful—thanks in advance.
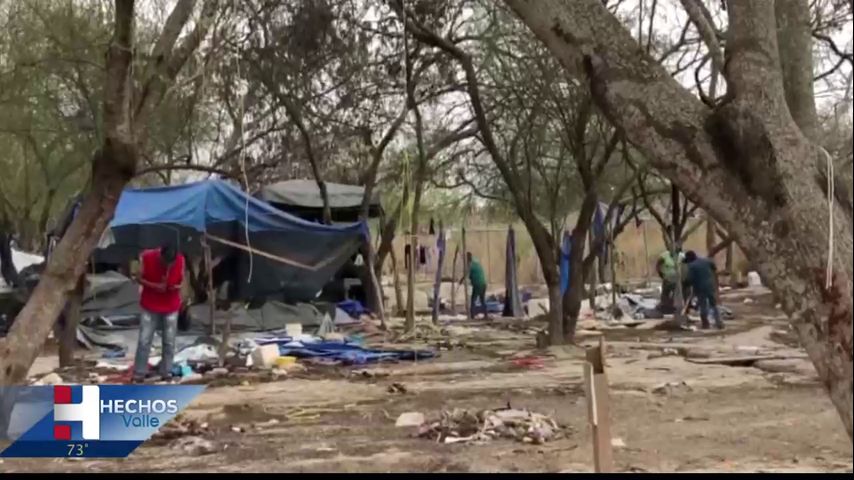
[2,287,852,473]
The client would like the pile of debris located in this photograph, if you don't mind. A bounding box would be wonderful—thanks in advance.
[412,407,570,445]
[150,415,211,443]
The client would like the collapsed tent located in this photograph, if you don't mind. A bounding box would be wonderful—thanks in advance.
[258,179,382,222]
[95,179,368,302]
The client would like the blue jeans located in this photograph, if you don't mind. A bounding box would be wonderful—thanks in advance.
[471,284,488,318]
[696,291,722,328]
[134,309,178,379]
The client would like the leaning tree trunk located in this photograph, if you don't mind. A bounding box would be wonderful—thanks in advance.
[59,275,85,367]
[506,0,853,440]
[0,158,133,385]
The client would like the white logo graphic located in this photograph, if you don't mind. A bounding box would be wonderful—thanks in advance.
[54,385,100,440]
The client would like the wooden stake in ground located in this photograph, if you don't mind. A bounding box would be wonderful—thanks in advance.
[584,337,614,473]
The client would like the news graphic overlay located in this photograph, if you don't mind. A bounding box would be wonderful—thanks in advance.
[0,385,204,458]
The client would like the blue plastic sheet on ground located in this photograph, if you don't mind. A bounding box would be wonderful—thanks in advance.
[255,337,437,365]
[337,299,368,318]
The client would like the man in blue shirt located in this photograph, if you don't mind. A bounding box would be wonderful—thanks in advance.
[684,250,723,330]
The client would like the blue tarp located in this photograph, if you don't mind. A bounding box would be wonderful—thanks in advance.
[560,231,572,295]
[337,299,368,318]
[97,180,368,302]
[256,337,437,365]
[107,179,367,236]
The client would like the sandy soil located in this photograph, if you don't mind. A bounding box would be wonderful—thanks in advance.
[2,288,852,473]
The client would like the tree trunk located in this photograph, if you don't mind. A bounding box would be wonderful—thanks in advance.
[775,0,818,142]
[405,236,417,332]
[389,246,404,316]
[546,278,563,346]
[0,231,19,288]
[461,226,471,320]
[506,0,854,440]
[563,193,598,341]
[58,275,85,367]
[706,215,716,259]
[431,227,446,325]
[0,165,131,385]
[563,241,587,341]
[450,246,459,313]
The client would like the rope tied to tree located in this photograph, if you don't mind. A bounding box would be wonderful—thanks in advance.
[823,147,835,290]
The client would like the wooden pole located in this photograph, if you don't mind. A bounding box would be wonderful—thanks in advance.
[584,337,614,473]
[431,223,446,325]
[450,245,459,314]
[462,226,471,320]
[59,275,85,367]
[202,235,216,336]
[642,221,651,286]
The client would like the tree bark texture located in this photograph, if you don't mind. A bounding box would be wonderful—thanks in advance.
[0,0,212,387]
[505,0,853,439]
[775,0,818,142]
[59,275,85,367]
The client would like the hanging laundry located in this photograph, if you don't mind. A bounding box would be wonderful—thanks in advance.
[429,218,436,235]
[404,244,412,271]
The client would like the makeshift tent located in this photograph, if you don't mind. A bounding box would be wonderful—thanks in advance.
[258,179,382,222]
[95,179,368,302]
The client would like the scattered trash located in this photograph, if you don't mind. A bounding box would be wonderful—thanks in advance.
[285,323,303,338]
[611,438,627,449]
[173,344,220,365]
[274,356,297,370]
[152,416,210,441]
[387,383,408,394]
[102,348,126,359]
[174,436,217,456]
[743,298,755,304]
[395,412,426,428]
[179,373,203,384]
[251,344,281,369]
[253,419,280,429]
[417,408,570,445]
[33,373,64,386]
[650,381,692,396]
[747,271,763,287]
[675,415,710,423]
[511,356,546,370]
[204,367,229,378]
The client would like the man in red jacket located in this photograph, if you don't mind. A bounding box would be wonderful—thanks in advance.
[133,242,185,383]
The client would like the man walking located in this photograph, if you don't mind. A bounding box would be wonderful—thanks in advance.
[683,250,723,330]
[461,252,489,320]
[134,242,185,382]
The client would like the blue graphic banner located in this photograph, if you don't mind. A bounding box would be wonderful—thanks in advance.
[0,385,204,458]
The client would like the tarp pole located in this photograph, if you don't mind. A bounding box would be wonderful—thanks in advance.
[202,235,216,336]
[364,239,386,329]
[462,226,471,320]
[431,223,446,325]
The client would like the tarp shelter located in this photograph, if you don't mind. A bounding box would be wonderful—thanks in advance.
[258,179,382,222]
[95,179,368,302]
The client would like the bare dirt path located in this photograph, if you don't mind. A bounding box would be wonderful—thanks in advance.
[3,289,852,473]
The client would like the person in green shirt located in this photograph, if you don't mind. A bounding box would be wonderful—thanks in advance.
[656,245,684,312]
[461,252,489,319]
